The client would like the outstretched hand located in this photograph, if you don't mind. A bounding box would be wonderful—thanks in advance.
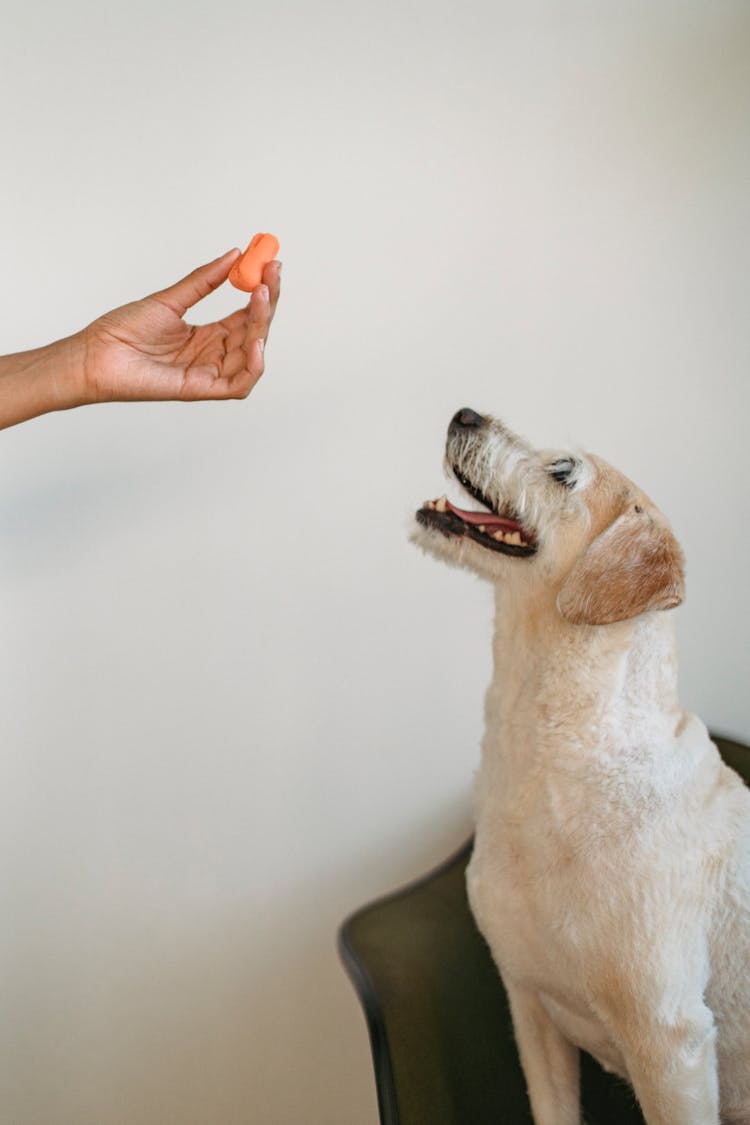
[80,248,282,404]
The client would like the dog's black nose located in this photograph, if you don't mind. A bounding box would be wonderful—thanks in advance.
[450,407,486,433]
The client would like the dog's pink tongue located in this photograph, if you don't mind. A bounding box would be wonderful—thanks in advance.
[446,499,522,533]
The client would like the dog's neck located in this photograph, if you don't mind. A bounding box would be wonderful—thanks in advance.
[485,585,684,762]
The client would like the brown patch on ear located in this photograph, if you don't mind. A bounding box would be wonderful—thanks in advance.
[557,513,685,626]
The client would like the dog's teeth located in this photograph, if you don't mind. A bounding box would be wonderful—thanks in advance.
[492,531,506,542]
[435,496,448,512]
[478,525,486,534]
[508,531,523,546]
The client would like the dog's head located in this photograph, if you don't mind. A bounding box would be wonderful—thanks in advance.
[412,408,685,627]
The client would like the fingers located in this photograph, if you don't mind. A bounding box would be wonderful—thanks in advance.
[262,259,282,321]
[231,284,270,395]
[178,257,281,401]
[151,248,241,319]
[184,333,264,401]
[185,285,268,400]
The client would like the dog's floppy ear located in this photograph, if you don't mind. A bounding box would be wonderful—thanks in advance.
[557,512,685,626]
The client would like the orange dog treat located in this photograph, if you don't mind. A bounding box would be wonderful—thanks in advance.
[228,232,280,292]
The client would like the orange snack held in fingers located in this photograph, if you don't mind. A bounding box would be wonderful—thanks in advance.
[228,232,280,292]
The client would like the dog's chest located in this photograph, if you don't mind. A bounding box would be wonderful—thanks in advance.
[466,821,628,1069]
[467,823,592,987]
[466,723,675,987]
[465,747,642,1000]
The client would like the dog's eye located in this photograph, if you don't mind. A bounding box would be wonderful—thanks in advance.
[547,457,577,487]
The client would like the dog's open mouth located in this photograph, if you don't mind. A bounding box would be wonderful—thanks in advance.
[416,468,537,557]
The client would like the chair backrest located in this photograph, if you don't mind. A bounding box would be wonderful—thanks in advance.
[339,734,750,1125]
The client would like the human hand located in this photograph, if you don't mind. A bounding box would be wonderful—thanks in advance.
[79,248,281,405]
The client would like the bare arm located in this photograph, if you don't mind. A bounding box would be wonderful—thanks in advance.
[0,335,87,430]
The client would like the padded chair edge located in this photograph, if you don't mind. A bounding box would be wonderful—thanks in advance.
[338,840,474,1125]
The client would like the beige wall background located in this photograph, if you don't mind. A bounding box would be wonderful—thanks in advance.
[1,2,748,1122]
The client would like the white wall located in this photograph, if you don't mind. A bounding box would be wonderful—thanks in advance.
[1,2,748,1121]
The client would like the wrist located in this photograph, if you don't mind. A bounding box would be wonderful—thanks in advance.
[30,333,90,414]
[53,330,90,410]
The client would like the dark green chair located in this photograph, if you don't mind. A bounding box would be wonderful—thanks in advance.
[339,734,750,1125]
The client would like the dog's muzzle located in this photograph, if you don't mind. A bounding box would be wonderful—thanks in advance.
[415,407,538,557]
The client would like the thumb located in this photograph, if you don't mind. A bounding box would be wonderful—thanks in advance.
[151,248,241,318]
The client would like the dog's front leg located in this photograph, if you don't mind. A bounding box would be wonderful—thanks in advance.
[504,977,581,1125]
[615,1006,720,1125]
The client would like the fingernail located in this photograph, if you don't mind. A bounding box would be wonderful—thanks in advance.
[257,337,265,354]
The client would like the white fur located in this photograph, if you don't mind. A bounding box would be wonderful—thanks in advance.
[412,413,750,1125]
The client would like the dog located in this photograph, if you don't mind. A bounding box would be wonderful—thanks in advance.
[412,408,750,1125]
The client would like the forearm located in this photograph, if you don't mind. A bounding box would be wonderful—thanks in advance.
[0,333,88,430]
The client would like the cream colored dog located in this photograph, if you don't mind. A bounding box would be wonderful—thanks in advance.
[412,408,750,1125]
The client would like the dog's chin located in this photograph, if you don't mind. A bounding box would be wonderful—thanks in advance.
[410,513,511,582]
